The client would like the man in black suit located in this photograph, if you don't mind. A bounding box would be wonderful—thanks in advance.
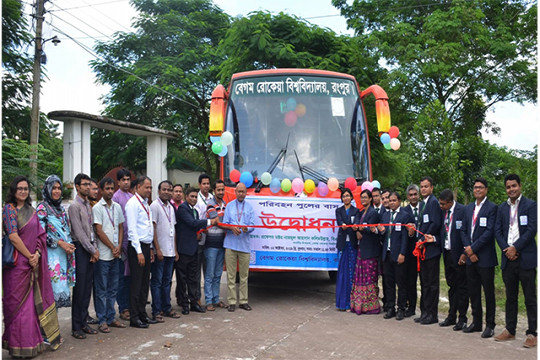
[175,187,218,315]
[494,174,537,348]
[437,189,468,331]
[403,184,420,317]
[414,176,442,325]
[460,177,498,338]
[379,192,413,321]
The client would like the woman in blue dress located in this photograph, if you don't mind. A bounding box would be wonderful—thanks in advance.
[334,188,360,311]
[36,175,76,307]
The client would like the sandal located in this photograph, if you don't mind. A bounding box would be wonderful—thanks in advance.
[81,325,98,335]
[119,310,130,321]
[71,330,86,340]
[152,314,165,323]
[206,304,215,311]
[109,320,126,328]
[98,323,110,333]
[163,310,181,319]
[216,301,228,308]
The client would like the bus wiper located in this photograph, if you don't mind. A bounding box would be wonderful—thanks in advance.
[255,134,289,193]
[295,154,329,185]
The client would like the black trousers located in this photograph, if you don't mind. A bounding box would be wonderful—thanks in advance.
[466,263,495,329]
[195,245,205,301]
[383,254,407,311]
[502,258,537,336]
[443,250,468,322]
[128,242,151,322]
[405,254,418,311]
[419,255,440,319]
[176,253,199,307]
[71,242,94,331]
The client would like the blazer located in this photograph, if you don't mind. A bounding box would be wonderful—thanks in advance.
[335,205,360,251]
[381,207,413,262]
[418,194,442,260]
[403,204,420,257]
[495,196,537,270]
[356,206,381,260]
[175,201,208,256]
[460,198,498,268]
[439,202,466,265]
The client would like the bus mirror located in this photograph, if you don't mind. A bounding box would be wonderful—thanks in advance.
[209,84,228,136]
[360,84,391,134]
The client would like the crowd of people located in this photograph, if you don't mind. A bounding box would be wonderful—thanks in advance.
[334,175,537,349]
[2,170,536,358]
[2,171,254,358]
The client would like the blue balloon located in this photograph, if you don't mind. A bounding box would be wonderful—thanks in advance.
[270,178,281,194]
[380,133,391,144]
[210,136,221,143]
[286,97,297,111]
[239,171,253,188]
[218,145,228,157]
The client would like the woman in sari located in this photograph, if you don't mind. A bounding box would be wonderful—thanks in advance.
[334,188,359,311]
[350,189,382,314]
[2,176,62,357]
[37,175,76,308]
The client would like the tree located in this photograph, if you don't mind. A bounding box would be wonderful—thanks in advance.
[91,0,231,178]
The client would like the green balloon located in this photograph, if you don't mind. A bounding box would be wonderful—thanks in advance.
[383,142,392,150]
[212,141,223,154]
[281,178,292,192]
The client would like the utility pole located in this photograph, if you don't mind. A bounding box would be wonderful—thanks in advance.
[30,0,45,198]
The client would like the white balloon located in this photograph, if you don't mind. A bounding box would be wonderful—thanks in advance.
[221,131,233,146]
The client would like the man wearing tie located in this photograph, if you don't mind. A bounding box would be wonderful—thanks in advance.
[494,174,537,348]
[437,189,468,331]
[372,188,386,215]
[460,177,497,338]
[175,187,218,315]
[414,176,442,325]
[403,184,420,317]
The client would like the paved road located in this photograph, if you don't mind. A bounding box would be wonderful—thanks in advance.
[3,271,536,359]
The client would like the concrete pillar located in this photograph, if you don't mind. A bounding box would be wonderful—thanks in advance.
[62,119,92,199]
[147,135,168,200]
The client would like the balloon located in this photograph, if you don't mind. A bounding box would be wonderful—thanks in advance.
[218,145,228,157]
[295,104,306,117]
[371,180,381,189]
[380,133,390,144]
[220,131,233,146]
[261,172,272,185]
[344,177,357,191]
[361,181,374,192]
[210,136,221,143]
[239,171,253,187]
[292,178,304,194]
[384,142,392,150]
[229,169,240,182]
[281,178,292,193]
[286,98,297,111]
[304,179,315,194]
[269,178,281,193]
[284,111,297,127]
[388,126,400,139]
[211,141,223,154]
[327,177,339,192]
[390,138,401,150]
[317,181,329,196]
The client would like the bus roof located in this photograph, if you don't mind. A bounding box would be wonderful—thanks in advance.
[231,68,357,81]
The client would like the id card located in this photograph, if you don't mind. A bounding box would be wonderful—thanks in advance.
[520,215,528,226]
[350,216,355,223]
[113,232,119,246]
[455,220,462,229]
[423,214,430,223]
[479,217,487,227]
[395,224,402,232]
[170,227,175,238]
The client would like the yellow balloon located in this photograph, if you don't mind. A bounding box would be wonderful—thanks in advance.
[327,177,339,192]
[304,179,315,194]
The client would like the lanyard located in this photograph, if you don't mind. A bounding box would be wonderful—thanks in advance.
[77,196,93,228]
[236,200,245,223]
[159,198,172,224]
[135,193,150,221]
[104,203,115,229]
[444,210,453,234]
[199,192,209,205]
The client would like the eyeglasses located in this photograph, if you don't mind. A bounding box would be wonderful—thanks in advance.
[16,187,29,192]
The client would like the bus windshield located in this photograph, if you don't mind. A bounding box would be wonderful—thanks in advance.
[224,74,370,182]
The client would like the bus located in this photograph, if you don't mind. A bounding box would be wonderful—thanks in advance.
[208,69,393,272]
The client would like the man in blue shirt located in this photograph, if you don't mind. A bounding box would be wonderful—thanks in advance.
[223,183,255,312]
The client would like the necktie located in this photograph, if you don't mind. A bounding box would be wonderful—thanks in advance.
[413,207,418,219]
[376,207,380,214]
[192,208,198,219]
[386,211,396,248]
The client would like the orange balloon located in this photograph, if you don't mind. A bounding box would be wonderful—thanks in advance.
[295,104,306,117]
[327,177,339,192]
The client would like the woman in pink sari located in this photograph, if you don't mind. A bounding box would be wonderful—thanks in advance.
[3,176,62,357]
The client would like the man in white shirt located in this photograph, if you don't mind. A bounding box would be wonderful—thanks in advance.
[193,174,213,303]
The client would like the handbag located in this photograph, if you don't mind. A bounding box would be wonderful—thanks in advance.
[2,234,19,268]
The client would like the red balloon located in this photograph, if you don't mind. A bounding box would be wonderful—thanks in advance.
[344,177,357,191]
[229,169,240,183]
[388,126,400,138]
[284,111,297,127]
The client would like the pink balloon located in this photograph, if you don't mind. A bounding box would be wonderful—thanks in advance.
[390,138,401,150]
[284,111,297,127]
[292,177,304,193]
[344,177,357,191]
[361,181,374,192]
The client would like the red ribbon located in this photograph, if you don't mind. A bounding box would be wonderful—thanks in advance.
[412,241,426,272]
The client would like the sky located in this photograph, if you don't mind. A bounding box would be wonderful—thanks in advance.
[27,0,537,152]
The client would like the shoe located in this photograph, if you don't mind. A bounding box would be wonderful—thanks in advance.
[129,319,149,329]
[71,330,86,340]
[384,309,396,319]
[414,314,425,323]
[481,327,495,338]
[190,304,206,313]
[86,316,99,325]
[404,308,415,318]
[239,303,252,311]
[463,323,482,333]
[228,305,235,312]
[142,315,158,325]
[181,306,190,315]
[396,310,404,321]
[494,329,515,342]
[420,315,438,325]
[453,321,467,331]
[524,334,537,348]
[439,317,456,327]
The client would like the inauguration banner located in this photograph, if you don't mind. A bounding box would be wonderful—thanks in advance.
[246,195,342,270]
